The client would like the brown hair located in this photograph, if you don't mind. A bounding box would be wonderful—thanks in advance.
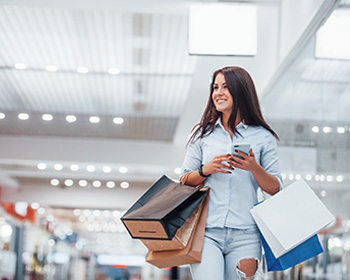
[188,66,279,145]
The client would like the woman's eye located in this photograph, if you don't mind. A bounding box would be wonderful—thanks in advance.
[213,86,218,90]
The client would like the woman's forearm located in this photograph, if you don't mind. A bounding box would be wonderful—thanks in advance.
[180,170,206,187]
[251,164,280,195]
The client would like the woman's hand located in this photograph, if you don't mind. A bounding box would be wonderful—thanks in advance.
[230,148,259,172]
[202,154,234,175]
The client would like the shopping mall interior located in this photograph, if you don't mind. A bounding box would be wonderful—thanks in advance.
[0,0,349,279]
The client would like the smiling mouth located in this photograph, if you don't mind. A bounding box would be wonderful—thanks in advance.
[216,99,226,104]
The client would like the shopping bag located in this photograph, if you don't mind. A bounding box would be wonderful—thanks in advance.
[145,191,209,269]
[250,179,335,258]
[121,175,209,240]
[261,232,323,271]
[140,191,206,251]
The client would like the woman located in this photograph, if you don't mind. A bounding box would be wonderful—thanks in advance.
[180,66,282,280]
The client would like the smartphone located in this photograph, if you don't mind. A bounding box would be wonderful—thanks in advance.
[232,144,251,161]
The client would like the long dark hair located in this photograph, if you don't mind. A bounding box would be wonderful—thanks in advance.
[188,66,279,145]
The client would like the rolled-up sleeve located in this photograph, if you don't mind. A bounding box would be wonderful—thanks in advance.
[260,133,283,191]
[179,136,202,180]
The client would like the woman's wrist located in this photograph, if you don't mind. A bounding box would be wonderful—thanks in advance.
[198,164,210,177]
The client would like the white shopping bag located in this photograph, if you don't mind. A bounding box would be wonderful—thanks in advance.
[250,179,335,258]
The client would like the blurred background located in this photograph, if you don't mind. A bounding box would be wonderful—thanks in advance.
[0,0,349,279]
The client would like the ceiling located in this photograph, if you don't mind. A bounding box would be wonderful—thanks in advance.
[0,0,349,255]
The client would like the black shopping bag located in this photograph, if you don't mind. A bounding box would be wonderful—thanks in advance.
[121,175,209,240]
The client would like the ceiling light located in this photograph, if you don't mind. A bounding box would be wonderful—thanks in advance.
[70,164,79,171]
[315,9,350,59]
[86,165,96,172]
[311,126,319,133]
[315,174,320,181]
[323,126,332,133]
[103,210,110,217]
[38,208,46,215]
[112,210,120,217]
[319,175,325,181]
[103,166,112,173]
[30,202,40,210]
[14,63,27,70]
[64,179,74,187]
[42,114,53,121]
[295,174,301,180]
[113,117,124,124]
[83,209,91,216]
[189,3,257,56]
[119,166,128,174]
[50,179,60,186]
[320,190,327,197]
[326,175,334,182]
[54,164,63,171]
[174,168,182,175]
[108,68,120,75]
[77,67,89,74]
[337,127,345,134]
[281,173,286,180]
[336,175,343,182]
[37,163,47,170]
[78,180,88,187]
[73,209,81,216]
[46,65,58,72]
[106,181,115,188]
[79,216,86,222]
[120,181,129,189]
[66,115,77,123]
[89,116,100,123]
[305,174,312,181]
[92,180,102,188]
[93,210,101,217]
[18,113,29,120]
[288,174,294,180]
[0,113,5,119]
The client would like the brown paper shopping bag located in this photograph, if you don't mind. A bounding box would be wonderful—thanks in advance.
[145,190,209,269]
[141,191,206,251]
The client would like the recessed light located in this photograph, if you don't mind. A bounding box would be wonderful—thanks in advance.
[311,126,319,133]
[108,68,120,75]
[106,181,115,188]
[46,65,58,72]
[73,209,81,216]
[92,180,102,188]
[86,165,96,172]
[64,179,74,187]
[320,190,326,197]
[54,164,63,171]
[50,179,60,186]
[89,116,100,123]
[66,115,77,123]
[113,117,124,124]
[70,164,79,171]
[42,114,53,121]
[323,126,332,133]
[305,174,312,181]
[77,67,89,74]
[78,180,88,187]
[119,166,128,174]
[14,63,27,70]
[103,166,112,173]
[18,113,29,120]
[337,127,345,134]
[0,113,5,119]
[120,181,129,189]
[336,175,343,182]
[37,163,47,170]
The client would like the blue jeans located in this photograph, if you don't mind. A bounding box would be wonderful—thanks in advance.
[190,227,262,280]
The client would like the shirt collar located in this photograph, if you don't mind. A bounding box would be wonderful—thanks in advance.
[215,118,248,129]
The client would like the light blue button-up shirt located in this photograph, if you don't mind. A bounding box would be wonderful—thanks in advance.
[180,120,283,229]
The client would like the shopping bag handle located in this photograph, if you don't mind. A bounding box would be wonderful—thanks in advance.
[180,171,205,189]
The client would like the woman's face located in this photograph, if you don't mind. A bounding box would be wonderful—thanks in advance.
[212,73,233,116]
